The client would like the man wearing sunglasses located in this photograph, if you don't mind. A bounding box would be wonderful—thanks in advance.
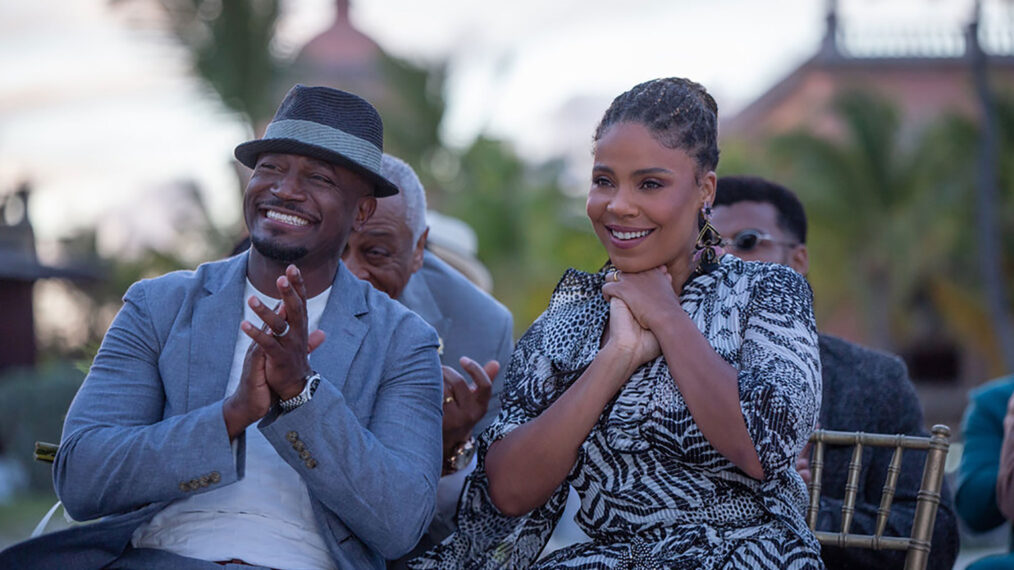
[712,176,958,570]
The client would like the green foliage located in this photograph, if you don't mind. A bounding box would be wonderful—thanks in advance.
[0,363,85,492]
[725,88,1014,374]
[762,91,957,350]
[152,0,281,124]
[42,181,237,358]
[440,138,602,333]
[0,491,66,549]
[377,52,446,182]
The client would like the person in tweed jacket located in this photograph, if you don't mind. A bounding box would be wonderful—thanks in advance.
[712,175,959,570]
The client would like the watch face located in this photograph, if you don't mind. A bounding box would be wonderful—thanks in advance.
[451,439,476,470]
[280,373,319,412]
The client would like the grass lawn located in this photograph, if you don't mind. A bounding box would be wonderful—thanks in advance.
[0,490,71,550]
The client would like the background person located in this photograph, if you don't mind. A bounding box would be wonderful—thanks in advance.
[0,85,443,569]
[341,153,513,565]
[956,374,1014,569]
[711,174,959,570]
[413,77,823,569]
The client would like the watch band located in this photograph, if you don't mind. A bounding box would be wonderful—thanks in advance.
[279,372,320,413]
[445,436,476,474]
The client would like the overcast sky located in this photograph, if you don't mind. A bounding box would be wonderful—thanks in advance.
[0,0,995,252]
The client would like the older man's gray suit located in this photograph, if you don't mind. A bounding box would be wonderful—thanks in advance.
[395,251,513,556]
[400,252,513,436]
[815,334,958,570]
[1,254,443,569]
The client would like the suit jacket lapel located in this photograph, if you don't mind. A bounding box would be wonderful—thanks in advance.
[188,256,247,410]
[310,263,368,392]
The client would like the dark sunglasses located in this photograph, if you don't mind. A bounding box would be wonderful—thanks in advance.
[722,229,798,252]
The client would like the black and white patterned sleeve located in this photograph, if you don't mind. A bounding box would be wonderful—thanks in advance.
[737,265,822,479]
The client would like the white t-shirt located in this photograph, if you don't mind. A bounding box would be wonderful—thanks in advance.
[132,281,336,569]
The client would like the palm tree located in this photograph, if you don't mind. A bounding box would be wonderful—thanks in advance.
[769,91,953,352]
[914,92,1014,375]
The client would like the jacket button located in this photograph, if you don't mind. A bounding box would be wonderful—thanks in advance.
[179,482,189,492]
[286,431,299,443]
[188,480,200,491]
[209,471,221,483]
[305,458,317,469]
[299,450,312,460]
[293,441,306,452]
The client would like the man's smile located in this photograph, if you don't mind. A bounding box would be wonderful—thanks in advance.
[265,209,311,227]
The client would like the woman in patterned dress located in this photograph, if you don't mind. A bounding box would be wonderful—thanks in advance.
[411,77,823,569]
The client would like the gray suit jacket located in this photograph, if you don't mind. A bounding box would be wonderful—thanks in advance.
[815,334,958,570]
[400,252,513,436]
[1,255,443,569]
[394,251,513,560]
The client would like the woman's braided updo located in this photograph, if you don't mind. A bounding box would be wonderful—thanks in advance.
[594,77,720,178]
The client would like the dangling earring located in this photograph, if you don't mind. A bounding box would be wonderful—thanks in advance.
[694,202,723,274]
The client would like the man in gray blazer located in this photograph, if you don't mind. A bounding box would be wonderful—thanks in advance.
[342,154,513,564]
[712,175,958,570]
[1,86,443,569]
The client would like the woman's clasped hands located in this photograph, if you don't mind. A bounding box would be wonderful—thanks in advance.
[601,265,683,374]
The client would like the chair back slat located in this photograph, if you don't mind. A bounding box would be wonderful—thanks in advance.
[903,425,950,570]
[806,439,826,529]
[34,441,57,464]
[840,438,864,534]
[875,442,905,537]
[805,425,951,570]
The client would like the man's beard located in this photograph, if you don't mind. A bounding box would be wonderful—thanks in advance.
[251,235,308,264]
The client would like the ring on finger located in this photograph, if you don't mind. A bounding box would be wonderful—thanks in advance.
[273,321,291,339]
[443,395,455,405]
[607,269,621,283]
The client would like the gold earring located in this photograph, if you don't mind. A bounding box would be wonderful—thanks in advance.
[694,203,722,273]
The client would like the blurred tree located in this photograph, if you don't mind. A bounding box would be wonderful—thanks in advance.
[376,52,446,187]
[113,0,281,125]
[914,93,1014,375]
[746,88,1014,377]
[117,0,450,202]
[440,137,601,333]
[767,91,953,352]
[44,181,236,358]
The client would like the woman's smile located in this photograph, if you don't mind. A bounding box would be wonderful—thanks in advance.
[605,225,654,248]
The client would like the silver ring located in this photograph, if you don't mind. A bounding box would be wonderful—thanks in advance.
[273,321,290,338]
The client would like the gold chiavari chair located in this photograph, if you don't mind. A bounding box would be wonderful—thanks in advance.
[805,425,951,570]
[34,441,58,464]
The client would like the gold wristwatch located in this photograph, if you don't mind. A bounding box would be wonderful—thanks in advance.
[445,437,476,474]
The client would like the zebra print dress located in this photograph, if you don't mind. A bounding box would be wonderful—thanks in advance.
[411,255,824,569]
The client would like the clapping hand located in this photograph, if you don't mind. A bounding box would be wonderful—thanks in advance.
[224,265,326,438]
[442,357,498,467]
[242,265,326,400]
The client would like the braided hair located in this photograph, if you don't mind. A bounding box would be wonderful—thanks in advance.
[594,77,720,179]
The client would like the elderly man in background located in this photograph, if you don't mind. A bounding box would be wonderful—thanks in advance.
[342,154,513,566]
[711,175,958,570]
[1,85,443,569]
